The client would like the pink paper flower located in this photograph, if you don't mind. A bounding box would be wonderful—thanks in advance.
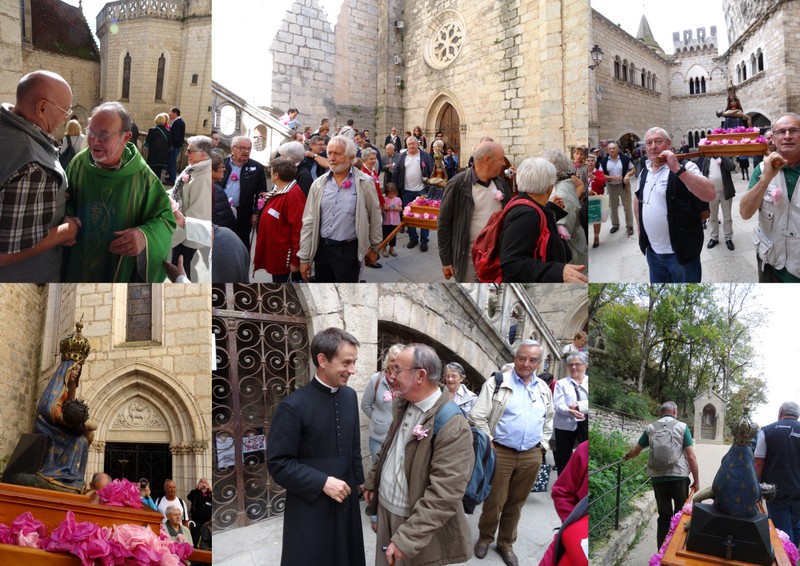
[412,425,429,440]
[754,136,768,144]
[557,225,571,240]
[98,478,144,509]
[0,523,12,545]
[341,179,353,189]
[179,172,190,184]
[492,190,504,202]
[230,172,239,182]
[383,391,394,402]
[11,512,48,549]
[777,528,800,563]
[767,185,782,204]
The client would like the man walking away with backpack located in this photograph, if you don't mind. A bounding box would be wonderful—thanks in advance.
[363,343,474,566]
[469,339,554,566]
[623,401,700,549]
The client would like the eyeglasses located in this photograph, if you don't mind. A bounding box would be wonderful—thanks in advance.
[86,128,126,142]
[773,128,800,137]
[391,367,421,376]
[567,363,585,368]
[186,148,203,153]
[232,145,252,152]
[45,99,72,117]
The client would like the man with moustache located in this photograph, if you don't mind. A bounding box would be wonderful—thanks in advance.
[63,102,175,282]
[222,135,267,251]
[740,113,800,282]
[470,339,554,566]
[267,328,366,566]
[635,127,715,283]
[364,343,473,566]
[297,135,382,282]
[438,140,512,282]
[0,70,80,281]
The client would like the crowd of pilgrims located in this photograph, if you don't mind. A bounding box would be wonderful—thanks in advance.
[208,110,592,283]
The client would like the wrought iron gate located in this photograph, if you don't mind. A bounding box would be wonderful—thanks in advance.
[211,284,310,531]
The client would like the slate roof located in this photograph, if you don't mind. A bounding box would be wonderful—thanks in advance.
[31,0,100,61]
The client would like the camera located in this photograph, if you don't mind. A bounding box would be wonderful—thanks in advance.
[504,168,515,177]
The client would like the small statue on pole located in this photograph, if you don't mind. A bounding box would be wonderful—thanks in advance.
[716,83,752,128]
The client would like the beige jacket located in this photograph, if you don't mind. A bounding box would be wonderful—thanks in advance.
[468,369,554,446]
[297,167,383,264]
[365,389,473,565]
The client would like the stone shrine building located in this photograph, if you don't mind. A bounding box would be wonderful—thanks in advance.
[0,284,212,501]
[591,0,800,151]
[0,0,211,140]
[214,0,588,166]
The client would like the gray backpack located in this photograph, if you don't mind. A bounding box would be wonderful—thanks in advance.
[648,419,684,471]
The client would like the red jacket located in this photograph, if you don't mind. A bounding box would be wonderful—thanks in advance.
[253,183,306,275]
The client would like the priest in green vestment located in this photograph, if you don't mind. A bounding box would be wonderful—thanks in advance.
[64,102,175,282]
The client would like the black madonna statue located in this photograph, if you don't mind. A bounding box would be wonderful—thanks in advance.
[5,321,96,493]
[716,83,753,129]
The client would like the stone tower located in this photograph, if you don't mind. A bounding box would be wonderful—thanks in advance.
[96,0,212,136]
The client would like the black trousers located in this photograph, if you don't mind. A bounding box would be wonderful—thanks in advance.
[553,420,588,474]
[314,239,359,282]
[653,477,690,549]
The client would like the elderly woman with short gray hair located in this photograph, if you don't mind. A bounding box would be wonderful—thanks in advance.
[553,352,588,474]
[443,362,477,416]
[498,157,588,283]
[541,147,588,269]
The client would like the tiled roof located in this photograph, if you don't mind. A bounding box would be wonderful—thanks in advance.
[31,0,100,61]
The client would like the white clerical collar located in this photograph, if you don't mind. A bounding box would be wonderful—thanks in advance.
[314,374,339,393]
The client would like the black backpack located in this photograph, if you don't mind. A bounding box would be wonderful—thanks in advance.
[59,136,76,169]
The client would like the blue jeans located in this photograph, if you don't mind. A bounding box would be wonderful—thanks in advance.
[645,248,701,283]
[768,501,800,547]
[401,189,429,243]
[167,146,181,184]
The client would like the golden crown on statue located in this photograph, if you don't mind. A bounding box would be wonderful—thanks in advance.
[59,320,91,363]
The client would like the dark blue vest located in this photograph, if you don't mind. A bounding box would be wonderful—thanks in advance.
[762,418,800,502]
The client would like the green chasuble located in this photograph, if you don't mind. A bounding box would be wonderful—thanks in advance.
[64,143,176,282]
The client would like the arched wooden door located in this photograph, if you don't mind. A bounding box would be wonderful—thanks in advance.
[212,284,310,531]
[437,103,461,160]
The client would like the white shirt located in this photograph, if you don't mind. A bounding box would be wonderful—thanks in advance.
[606,156,623,185]
[641,160,702,254]
[404,153,424,192]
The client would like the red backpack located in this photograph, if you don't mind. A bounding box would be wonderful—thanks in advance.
[472,198,549,283]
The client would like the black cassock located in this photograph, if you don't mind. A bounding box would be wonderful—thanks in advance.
[267,377,366,566]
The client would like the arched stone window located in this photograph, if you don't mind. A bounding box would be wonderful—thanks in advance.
[641,69,646,87]
[750,53,757,76]
[622,59,628,81]
[736,64,742,83]
[614,56,621,79]
[757,48,764,72]
[154,54,165,101]
[742,61,747,81]
[701,77,706,93]
[122,52,131,100]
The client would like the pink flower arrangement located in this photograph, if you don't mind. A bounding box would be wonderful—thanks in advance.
[0,511,193,565]
[98,478,144,509]
[711,127,760,134]
[402,206,438,221]
[341,179,353,189]
[700,137,767,146]
[413,197,442,207]
[230,172,239,181]
[777,528,800,564]
[383,391,394,402]
[412,425,429,440]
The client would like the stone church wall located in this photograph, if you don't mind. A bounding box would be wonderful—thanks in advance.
[0,0,24,103]
[0,285,48,473]
[591,10,671,145]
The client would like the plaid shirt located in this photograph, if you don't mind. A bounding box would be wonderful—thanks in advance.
[0,162,58,254]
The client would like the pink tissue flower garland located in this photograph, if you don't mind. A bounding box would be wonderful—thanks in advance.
[97,478,144,509]
[711,126,761,134]
[649,502,799,565]
[402,206,438,221]
[699,136,768,146]
[0,510,194,566]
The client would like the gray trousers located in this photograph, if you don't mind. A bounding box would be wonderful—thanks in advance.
[608,182,633,228]
[709,189,733,241]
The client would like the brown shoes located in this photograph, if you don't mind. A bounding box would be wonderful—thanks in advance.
[497,548,519,566]
[474,541,489,559]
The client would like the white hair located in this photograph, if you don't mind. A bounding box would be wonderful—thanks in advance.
[328,135,358,158]
[278,141,305,164]
[539,148,572,176]
[515,157,556,195]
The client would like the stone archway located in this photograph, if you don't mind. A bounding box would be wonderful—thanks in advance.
[82,362,208,499]
[425,91,465,161]
[701,404,717,440]
[693,389,726,444]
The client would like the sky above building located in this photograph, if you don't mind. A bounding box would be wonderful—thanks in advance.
[591,0,729,55]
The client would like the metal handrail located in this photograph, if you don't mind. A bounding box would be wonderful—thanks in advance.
[589,451,651,534]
